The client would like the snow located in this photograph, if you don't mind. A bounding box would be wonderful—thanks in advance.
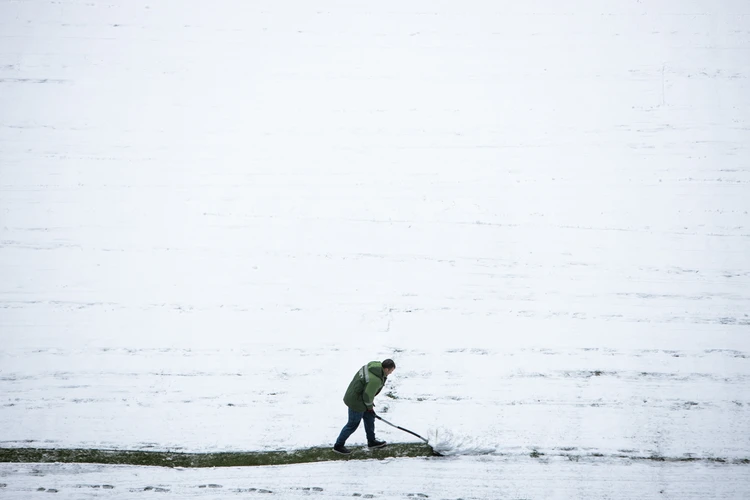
[1,0,750,497]
[1,458,749,499]
[430,428,497,456]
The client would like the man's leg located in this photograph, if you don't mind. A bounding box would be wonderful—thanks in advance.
[362,410,376,444]
[335,408,364,447]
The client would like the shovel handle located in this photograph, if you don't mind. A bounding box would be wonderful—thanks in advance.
[374,414,430,444]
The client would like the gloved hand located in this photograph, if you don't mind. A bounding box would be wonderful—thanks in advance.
[365,407,375,414]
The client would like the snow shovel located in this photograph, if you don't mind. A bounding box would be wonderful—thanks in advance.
[374,414,442,456]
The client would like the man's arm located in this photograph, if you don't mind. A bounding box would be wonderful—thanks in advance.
[362,376,382,410]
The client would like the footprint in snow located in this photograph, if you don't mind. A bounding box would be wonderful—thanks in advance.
[144,486,170,492]
[198,484,223,488]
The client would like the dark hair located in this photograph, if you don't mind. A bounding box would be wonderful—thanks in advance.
[382,359,396,370]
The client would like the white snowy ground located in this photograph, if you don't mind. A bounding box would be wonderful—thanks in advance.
[2,458,749,499]
[1,0,749,498]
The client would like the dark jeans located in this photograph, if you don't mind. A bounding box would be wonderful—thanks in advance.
[335,408,375,446]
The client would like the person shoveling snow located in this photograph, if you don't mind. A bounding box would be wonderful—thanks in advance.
[333,359,396,455]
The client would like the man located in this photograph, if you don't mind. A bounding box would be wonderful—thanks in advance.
[333,358,396,455]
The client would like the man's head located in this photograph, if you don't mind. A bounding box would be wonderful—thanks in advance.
[382,358,396,376]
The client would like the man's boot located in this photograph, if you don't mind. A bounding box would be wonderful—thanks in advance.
[368,439,386,449]
[333,444,352,455]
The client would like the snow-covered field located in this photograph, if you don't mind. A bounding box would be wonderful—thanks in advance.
[1,0,749,498]
[2,458,749,499]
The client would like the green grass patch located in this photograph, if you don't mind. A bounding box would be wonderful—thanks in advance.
[0,443,437,468]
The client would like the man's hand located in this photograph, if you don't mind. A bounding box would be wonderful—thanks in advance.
[365,407,375,413]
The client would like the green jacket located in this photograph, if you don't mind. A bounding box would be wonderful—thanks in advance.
[343,361,388,412]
